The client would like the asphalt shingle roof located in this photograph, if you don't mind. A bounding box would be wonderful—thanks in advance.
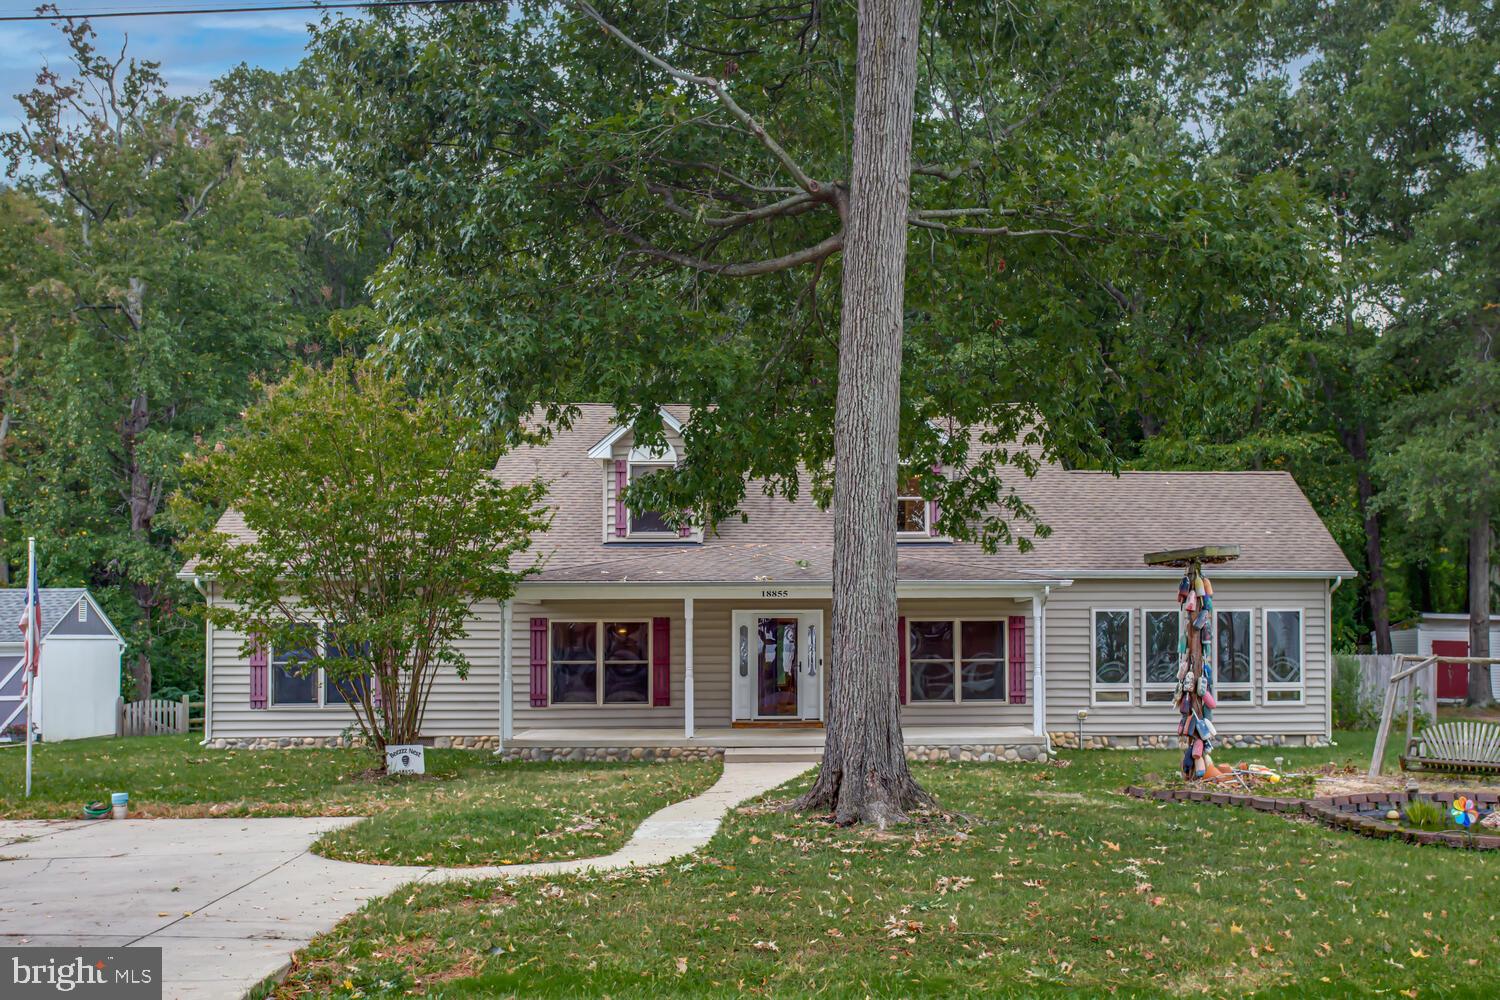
[0,588,90,644]
[190,404,1355,584]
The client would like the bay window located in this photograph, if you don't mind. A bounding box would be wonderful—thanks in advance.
[1143,610,1180,703]
[1264,609,1303,702]
[1091,609,1133,704]
[1213,610,1253,702]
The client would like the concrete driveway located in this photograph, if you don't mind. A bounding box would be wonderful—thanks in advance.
[0,817,425,999]
[0,760,810,999]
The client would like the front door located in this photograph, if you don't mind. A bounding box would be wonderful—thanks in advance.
[731,611,823,721]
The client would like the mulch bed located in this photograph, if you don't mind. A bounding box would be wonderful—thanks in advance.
[1123,785,1500,850]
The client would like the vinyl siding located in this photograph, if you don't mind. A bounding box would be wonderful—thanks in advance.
[205,583,502,740]
[511,596,1034,731]
[1043,577,1330,737]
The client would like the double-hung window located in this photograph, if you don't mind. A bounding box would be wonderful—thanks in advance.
[1213,610,1254,702]
[1091,609,1133,704]
[907,620,1006,702]
[1142,609,1181,703]
[551,621,652,705]
[270,625,370,708]
[896,475,929,535]
[627,463,674,535]
[1264,609,1304,702]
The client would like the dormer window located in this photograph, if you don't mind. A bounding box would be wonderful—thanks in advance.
[896,475,929,534]
[628,460,675,535]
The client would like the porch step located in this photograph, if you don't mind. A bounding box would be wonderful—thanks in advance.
[724,747,824,764]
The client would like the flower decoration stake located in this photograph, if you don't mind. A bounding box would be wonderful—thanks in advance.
[1450,796,1479,829]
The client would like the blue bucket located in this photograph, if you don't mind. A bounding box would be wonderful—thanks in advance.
[110,791,129,818]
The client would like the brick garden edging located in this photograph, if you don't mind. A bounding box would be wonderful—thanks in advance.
[1122,785,1500,850]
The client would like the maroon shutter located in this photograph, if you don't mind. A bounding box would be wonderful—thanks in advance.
[897,615,908,705]
[249,636,268,709]
[652,616,671,706]
[529,617,549,707]
[1008,615,1027,704]
[928,463,942,537]
[614,460,628,537]
[371,674,382,709]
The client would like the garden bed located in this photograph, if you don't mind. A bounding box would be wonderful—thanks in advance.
[1124,784,1500,849]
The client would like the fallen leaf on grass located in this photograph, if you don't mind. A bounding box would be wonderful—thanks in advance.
[752,940,779,952]
[675,956,688,974]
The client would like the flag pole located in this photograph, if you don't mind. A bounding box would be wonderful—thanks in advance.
[24,536,34,798]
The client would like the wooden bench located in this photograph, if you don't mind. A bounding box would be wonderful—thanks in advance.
[1402,721,1500,774]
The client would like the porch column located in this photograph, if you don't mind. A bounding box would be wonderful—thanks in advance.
[1032,593,1046,737]
[684,596,695,739]
[499,598,514,746]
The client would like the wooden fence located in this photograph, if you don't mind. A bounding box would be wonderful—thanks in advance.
[1336,654,1434,724]
[117,696,192,737]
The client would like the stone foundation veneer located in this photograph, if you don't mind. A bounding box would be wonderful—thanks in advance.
[1048,732,1328,751]
[203,737,1047,763]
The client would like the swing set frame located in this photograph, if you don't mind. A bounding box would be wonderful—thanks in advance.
[1368,654,1500,777]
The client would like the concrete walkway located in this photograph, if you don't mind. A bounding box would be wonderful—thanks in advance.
[0,760,809,999]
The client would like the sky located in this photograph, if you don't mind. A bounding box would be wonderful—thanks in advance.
[1,2,321,153]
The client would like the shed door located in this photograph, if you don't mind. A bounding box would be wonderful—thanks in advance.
[1432,639,1469,700]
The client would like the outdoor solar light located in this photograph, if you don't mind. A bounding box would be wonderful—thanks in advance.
[1076,708,1088,748]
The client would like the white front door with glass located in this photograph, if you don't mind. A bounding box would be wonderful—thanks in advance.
[730,611,823,721]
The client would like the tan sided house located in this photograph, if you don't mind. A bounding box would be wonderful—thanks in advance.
[185,405,1355,761]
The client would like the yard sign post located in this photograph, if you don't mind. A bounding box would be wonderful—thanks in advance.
[1144,545,1240,780]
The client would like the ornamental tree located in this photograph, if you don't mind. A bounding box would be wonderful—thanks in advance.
[312,2,1318,819]
[175,359,550,755]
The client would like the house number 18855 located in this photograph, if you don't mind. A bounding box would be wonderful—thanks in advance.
[760,589,789,598]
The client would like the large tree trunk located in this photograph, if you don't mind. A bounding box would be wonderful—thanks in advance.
[122,389,159,701]
[1468,510,1492,706]
[1342,424,1391,652]
[794,0,932,826]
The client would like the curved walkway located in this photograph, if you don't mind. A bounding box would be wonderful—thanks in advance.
[0,760,811,999]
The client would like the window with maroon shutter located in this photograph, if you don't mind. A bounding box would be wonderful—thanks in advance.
[249,636,268,709]
[613,461,628,537]
[529,617,549,706]
[652,617,671,706]
[1008,616,1027,704]
[897,615,907,705]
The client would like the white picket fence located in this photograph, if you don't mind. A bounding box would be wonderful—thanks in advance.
[117,696,191,737]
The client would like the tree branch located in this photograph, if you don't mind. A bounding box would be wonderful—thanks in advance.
[593,204,842,276]
[571,1,824,195]
[646,182,820,228]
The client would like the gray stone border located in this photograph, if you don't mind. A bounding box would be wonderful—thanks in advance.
[1051,732,1328,750]
[1123,785,1500,850]
[203,737,1048,763]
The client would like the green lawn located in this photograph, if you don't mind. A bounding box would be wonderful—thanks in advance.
[269,732,1497,999]
[0,735,720,865]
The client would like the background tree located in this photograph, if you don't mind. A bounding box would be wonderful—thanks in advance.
[313,1,1317,820]
[0,18,375,700]
[175,359,550,756]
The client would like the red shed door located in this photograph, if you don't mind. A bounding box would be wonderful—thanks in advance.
[1432,639,1469,700]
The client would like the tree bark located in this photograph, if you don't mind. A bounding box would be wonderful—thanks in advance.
[121,389,158,700]
[1340,423,1391,653]
[794,0,933,826]
[1468,509,1492,706]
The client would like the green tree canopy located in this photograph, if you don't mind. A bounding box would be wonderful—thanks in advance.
[176,358,550,753]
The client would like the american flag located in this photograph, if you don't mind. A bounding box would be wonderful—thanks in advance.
[17,556,40,699]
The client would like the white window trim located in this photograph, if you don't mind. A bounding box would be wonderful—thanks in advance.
[905,618,1008,704]
[268,626,364,710]
[548,619,656,707]
[896,481,930,537]
[1211,608,1255,703]
[625,461,681,538]
[1141,608,1181,704]
[1090,608,1134,705]
[1263,608,1305,703]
